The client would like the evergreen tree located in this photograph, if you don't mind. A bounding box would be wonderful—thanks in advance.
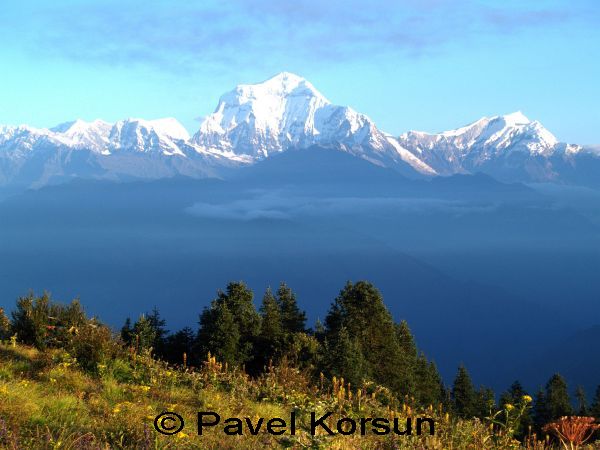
[451,365,477,418]
[120,317,133,345]
[163,327,196,366]
[147,307,168,357]
[396,321,418,361]
[0,307,10,340]
[590,385,600,419]
[533,388,550,432]
[475,386,496,418]
[283,331,320,368]
[276,282,306,333]
[394,321,419,397]
[323,281,414,396]
[441,385,453,410]
[575,385,588,416]
[414,355,444,406]
[545,374,573,420]
[324,326,370,387]
[314,318,325,341]
[500,380,527,406]
[256,288,284,367]
[131,314,157,352]
[198,302,240,365]
[500,381,533,439]
[196,282,260,368]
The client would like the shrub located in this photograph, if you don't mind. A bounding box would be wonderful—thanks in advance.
[68,321,121,374]
[10,292,86,350]
[0,308,10,341]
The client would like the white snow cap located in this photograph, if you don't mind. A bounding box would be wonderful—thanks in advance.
[199,72,330,138]
[501,111,530,126]
[191,72,439,173]
[230,72,328,101]
[121,118,190,141]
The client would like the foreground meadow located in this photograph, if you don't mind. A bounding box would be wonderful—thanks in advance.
[0,343,597,449]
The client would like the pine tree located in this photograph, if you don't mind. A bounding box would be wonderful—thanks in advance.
[147,307,168,357]
[196,282,259,367]
[475,386,496,418]
[575,385,589,416]
[260,288,283,340]
[545,374,573,420]
[590,385,600,419]
[218,282,260,349]
[395,321,418,396]
[276,282,306,334]
[414,355,443,406]
[163,327,196,366]
[131,314,157,353]
[451,365,477,418]
[325,326,370,387]
[500,380,533,439]
[500,380,527,406]
[533,388,550,432]
[396,321,418,360]
[256,288,284,367]
[323,281,413,397]
[314,318,325,340]
[198,302,240,365]
[120,318,133,345]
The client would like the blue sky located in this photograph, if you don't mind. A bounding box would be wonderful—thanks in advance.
[0,0,598,143]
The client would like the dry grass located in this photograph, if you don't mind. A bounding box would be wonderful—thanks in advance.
[0,344,598,449]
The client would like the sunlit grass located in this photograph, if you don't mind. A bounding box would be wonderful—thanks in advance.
[0,343,597,449]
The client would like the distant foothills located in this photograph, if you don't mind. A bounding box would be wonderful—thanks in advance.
[1,72,599,190]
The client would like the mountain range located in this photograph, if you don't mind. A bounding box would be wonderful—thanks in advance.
[1,72,598,189]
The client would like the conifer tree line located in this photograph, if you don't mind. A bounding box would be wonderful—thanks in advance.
[2,281,600,438]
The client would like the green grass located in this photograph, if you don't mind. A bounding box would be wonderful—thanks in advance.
[0,343,597,449]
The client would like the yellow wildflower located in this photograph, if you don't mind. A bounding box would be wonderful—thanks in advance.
[522,395,533,403]
[505,403,514,411]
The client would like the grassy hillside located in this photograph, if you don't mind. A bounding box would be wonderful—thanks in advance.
[0,342,597,449]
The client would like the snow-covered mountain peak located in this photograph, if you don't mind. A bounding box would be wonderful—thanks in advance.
[211,72,330,122]
[232,72,327,102]
[50,119,110,134]
[146,118,190,141]
[397,111,570,179]
[436,112,530,139]
[107,118,190,156]
[0,73,594,189]
[189,73,438,174]
[194,73,333,156]
[500,111,530,126]
[48,119,113,151]
[114,118,190,141]
[427,111,556,150]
